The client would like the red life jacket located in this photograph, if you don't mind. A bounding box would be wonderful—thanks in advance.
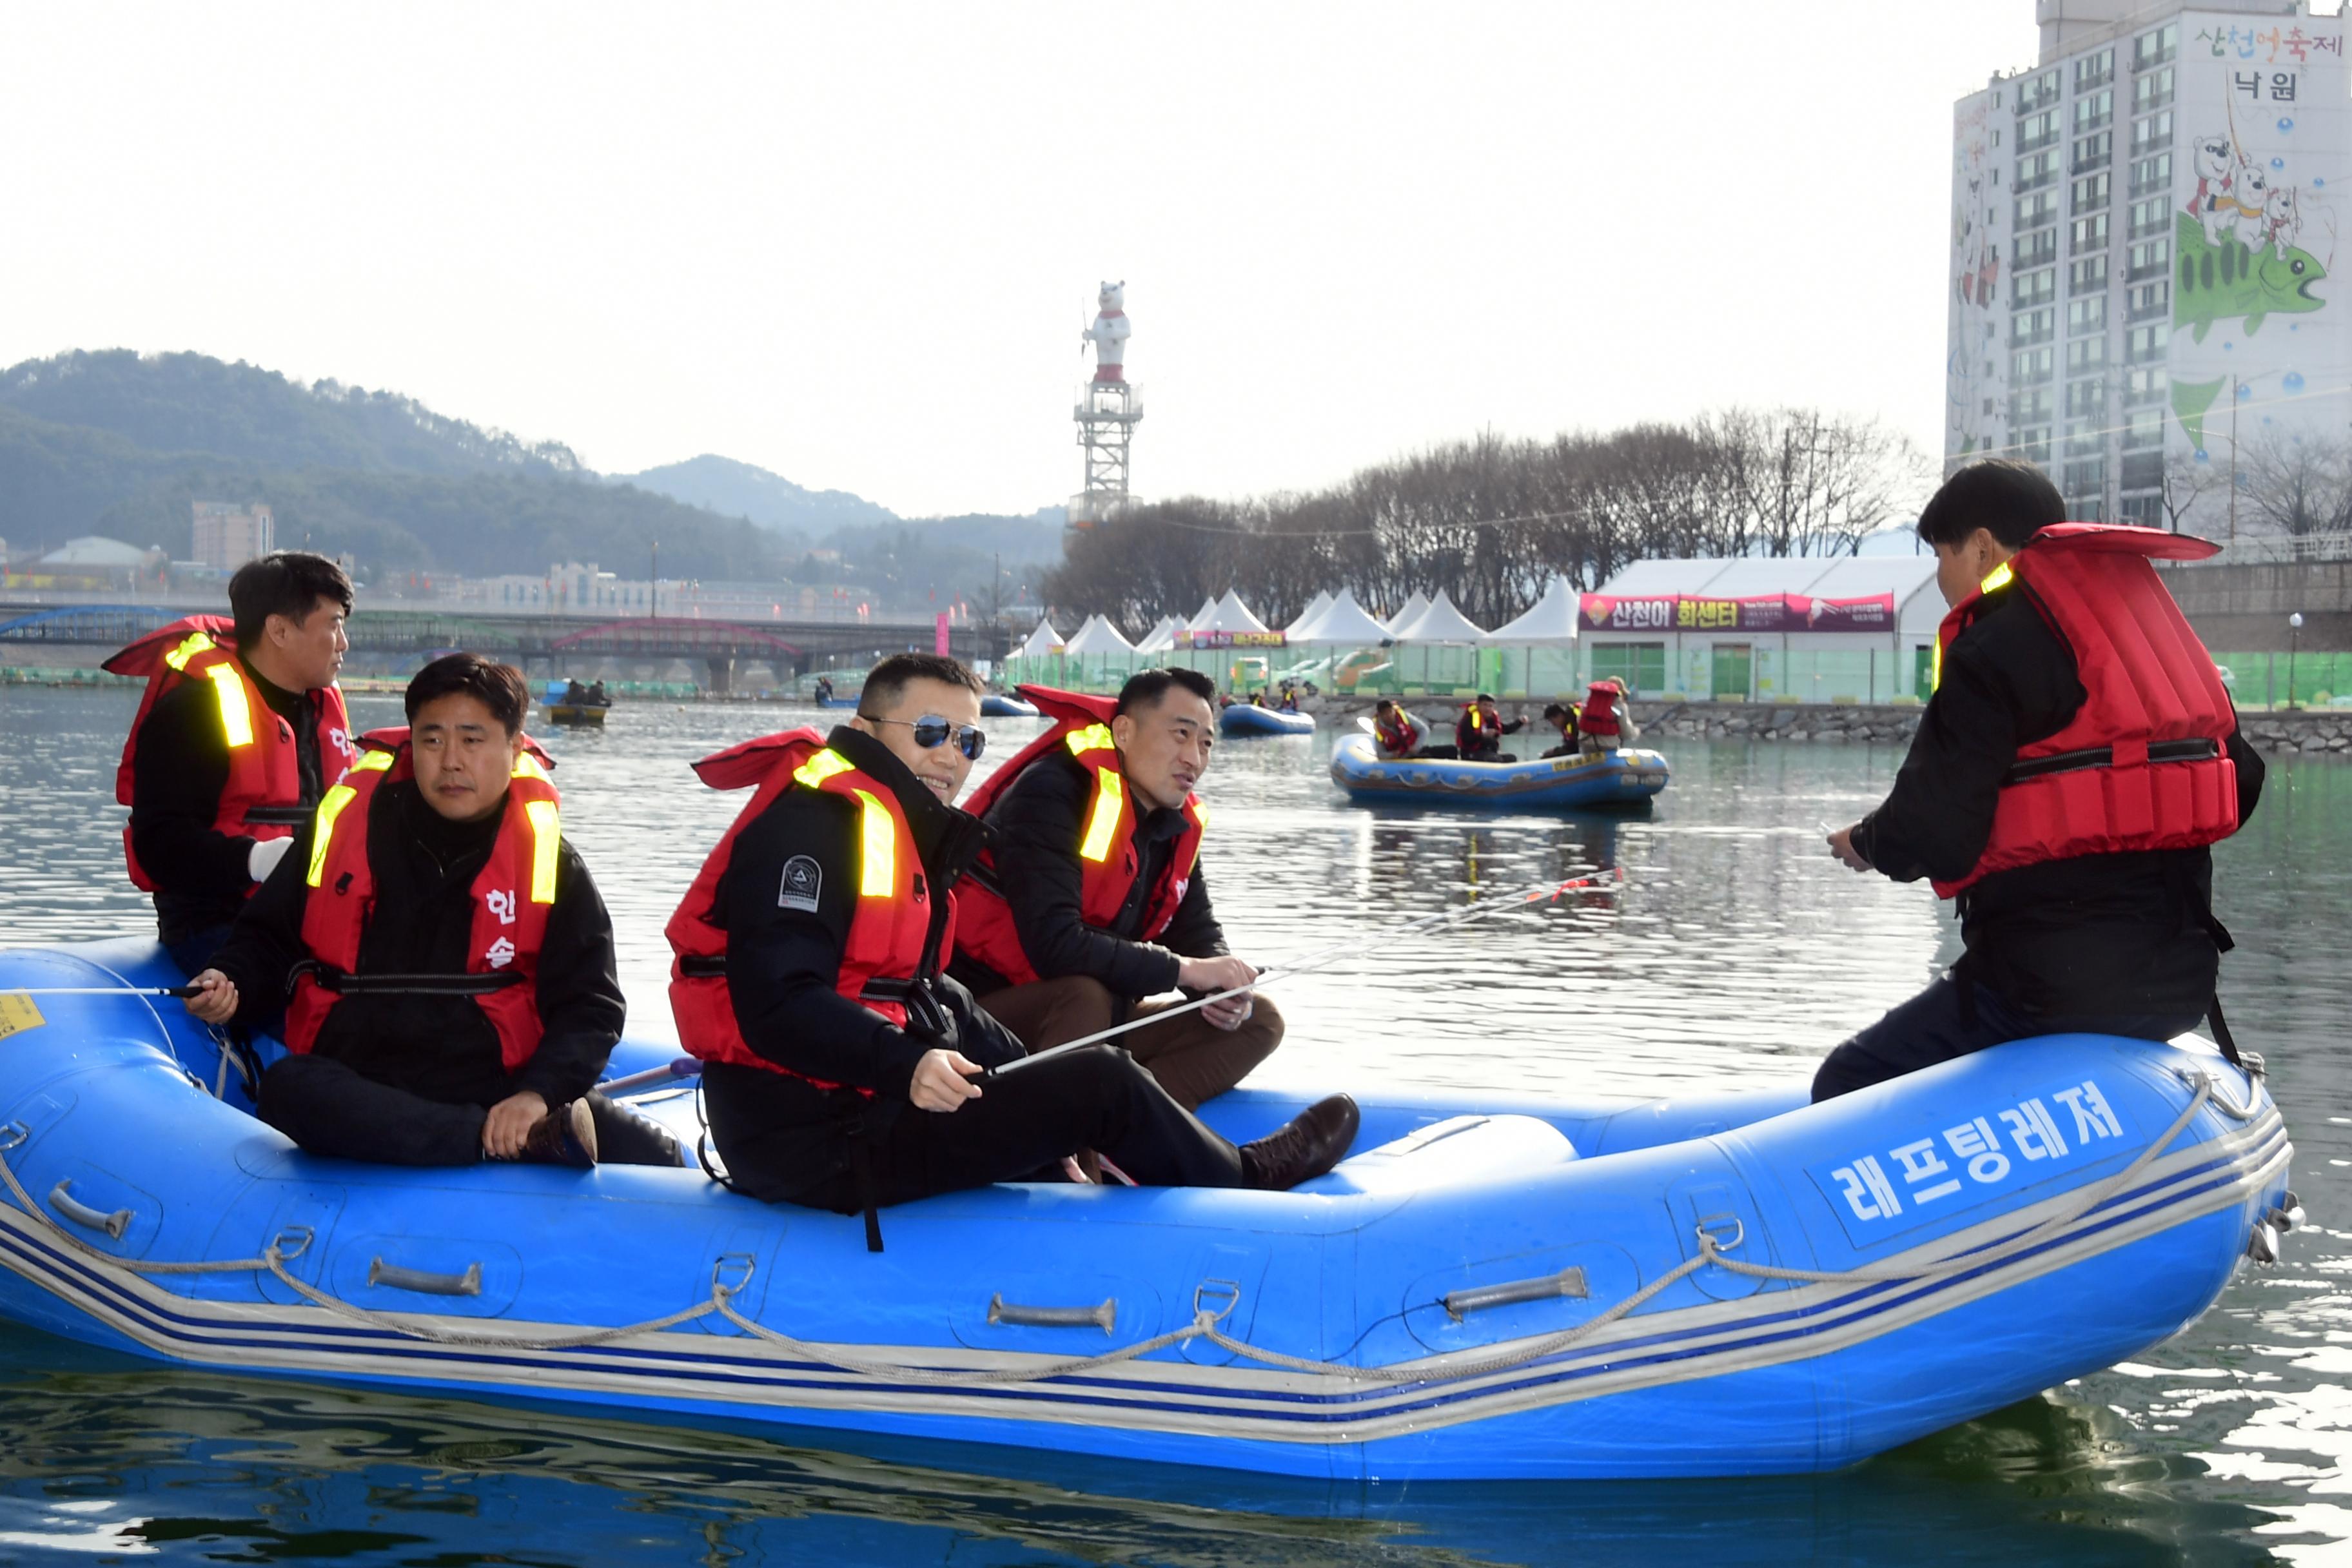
[1374,711,1418,754]
[952,687,1208,991]
[667,730,947,1090]
[282,732,563,1072]
[1930,522,2240,898]
[106,617,355,892]
[1579,684,1620,736]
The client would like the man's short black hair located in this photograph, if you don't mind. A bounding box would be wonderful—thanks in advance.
[861,652,984,713]
[1476,692,1497,703]
[1115,667,1217,717]
[1542,702,1569,721]
[229,551,353,652]
[1916,459,2065,550]
[407,652,530,736]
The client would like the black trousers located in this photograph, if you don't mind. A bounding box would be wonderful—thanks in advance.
[259,1054,683,1167]
[705,1044,1249,1211]
[1812,974,2204,1102]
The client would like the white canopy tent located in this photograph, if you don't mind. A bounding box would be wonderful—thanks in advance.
[1061,614,1137,654]
[1133,614,1183,652]
[1383,591,1429,636]
[1192,589,1269,634]
[1389,589,1488,643]
[1017,618,1064,658]
[1291,589,1394,646]
[1283,590,1334,640]
[1183,596,1219,630]
[1482,576,1580,645]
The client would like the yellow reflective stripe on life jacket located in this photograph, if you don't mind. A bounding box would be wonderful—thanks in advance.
[512,752,553,784]
[1078,767,1125,864]
[522,798,560,904]
[1931,635,1944,694]
[794,748,856,790]
[162,631,215,672]
[306,784,358,887]
[1979,560,2015,596]
[848,788,895,896]
[206,662,255,749]
[1065,723,1115,757]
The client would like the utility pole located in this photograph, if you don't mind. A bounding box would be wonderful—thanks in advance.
[650,540,660,620]
[993,551,1001,626]
[2228,377,2239,544]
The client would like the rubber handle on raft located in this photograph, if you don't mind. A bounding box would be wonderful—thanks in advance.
[369,1257,484,1297]
[988,1293,1115,1333]
[1442,1266,1589,1322]
[48,1181,131,1241]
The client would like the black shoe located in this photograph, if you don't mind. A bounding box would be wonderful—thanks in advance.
[1239,1095,1360,1190]
[523,1100,598,1168]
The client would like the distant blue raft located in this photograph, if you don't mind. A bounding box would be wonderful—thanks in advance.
[1331,730,1670,809]
[980,694,1039,718]
[0,937,2297,1483]
[1220,704,1315,736]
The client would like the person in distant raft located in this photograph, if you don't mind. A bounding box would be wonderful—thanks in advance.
[1455,694,1524,762]
[1817,460,2265,1100]
[108,551,358,975]
[668,654,1357,1240]
[1578,678,1628,758]
[182,655,678,1170]
[948,669,1284,1111]
[1539,701,1582,759]
[1371,698,1429,760]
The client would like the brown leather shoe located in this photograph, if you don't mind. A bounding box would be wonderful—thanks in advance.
[1239,1095,1359,1190]
[522,1100,598,1168]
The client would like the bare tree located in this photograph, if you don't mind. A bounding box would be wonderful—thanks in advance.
[2233,429,2352,538]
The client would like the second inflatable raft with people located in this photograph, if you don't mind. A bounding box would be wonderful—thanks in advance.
[1331,722,1670,809]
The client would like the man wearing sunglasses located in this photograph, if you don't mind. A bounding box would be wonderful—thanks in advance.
[672,653,1358,1245]
[949,668,1286,1113]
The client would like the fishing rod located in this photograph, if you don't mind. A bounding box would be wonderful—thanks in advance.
[985,867,1625,1082]
[2,985,199,999]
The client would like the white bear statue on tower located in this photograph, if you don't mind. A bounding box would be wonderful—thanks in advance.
[1084,280,1130,384]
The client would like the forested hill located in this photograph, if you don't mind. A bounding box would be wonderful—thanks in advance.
[0,351,793,582]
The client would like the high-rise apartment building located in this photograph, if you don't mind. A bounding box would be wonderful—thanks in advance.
[190,500,273,569]
[1948,2,2348,531]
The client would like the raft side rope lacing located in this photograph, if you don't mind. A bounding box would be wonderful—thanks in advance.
[0,1073,2260,1384]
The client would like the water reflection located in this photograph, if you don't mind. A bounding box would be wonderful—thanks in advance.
[0,688,2346,1560]
[0,1337,2288,1567]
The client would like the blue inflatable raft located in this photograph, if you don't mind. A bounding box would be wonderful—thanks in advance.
[0,937,2295,1482]
[980,694,1040,718]
[1220,704,1315,737]
[1331,730,1670,809]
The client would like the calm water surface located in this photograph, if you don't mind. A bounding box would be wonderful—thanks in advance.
[0,687,2345,1564]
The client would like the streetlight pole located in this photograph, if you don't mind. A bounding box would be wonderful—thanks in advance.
[2288,611,2304,710]
[649,541,660,620]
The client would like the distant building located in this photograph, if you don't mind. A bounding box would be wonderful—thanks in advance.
[1948,2,2350,529]
[8,535,164,592]
[191,501,274,569]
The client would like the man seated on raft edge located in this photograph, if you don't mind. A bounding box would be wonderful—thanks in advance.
[1456,694,1524,763]
[184,654,680,1170]
[1817,458,2266,1102]
[669,652,1359,1227]
[947,667,1285,1117]
[1539,701,1582,760]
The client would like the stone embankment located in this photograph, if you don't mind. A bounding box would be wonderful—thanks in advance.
[1627,701,2351,755]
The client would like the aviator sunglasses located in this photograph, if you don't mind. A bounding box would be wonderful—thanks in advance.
[859,713,988,760]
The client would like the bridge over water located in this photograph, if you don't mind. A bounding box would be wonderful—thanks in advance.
[0,603,1008,691]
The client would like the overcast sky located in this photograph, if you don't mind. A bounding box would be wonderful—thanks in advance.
[7,2,2041,518]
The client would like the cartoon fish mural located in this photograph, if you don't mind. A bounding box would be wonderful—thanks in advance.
[2171,376,2226,453]
[2175,212,2326,342]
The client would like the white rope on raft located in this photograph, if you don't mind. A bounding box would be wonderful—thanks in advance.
[0,1074,2250,1387]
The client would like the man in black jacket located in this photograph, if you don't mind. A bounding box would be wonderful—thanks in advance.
[1817,461,2265,1099]
[946,669,1283,1111]
[184,655,676,1169]
[119,552,355,974]
[692,654,1357,1217]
